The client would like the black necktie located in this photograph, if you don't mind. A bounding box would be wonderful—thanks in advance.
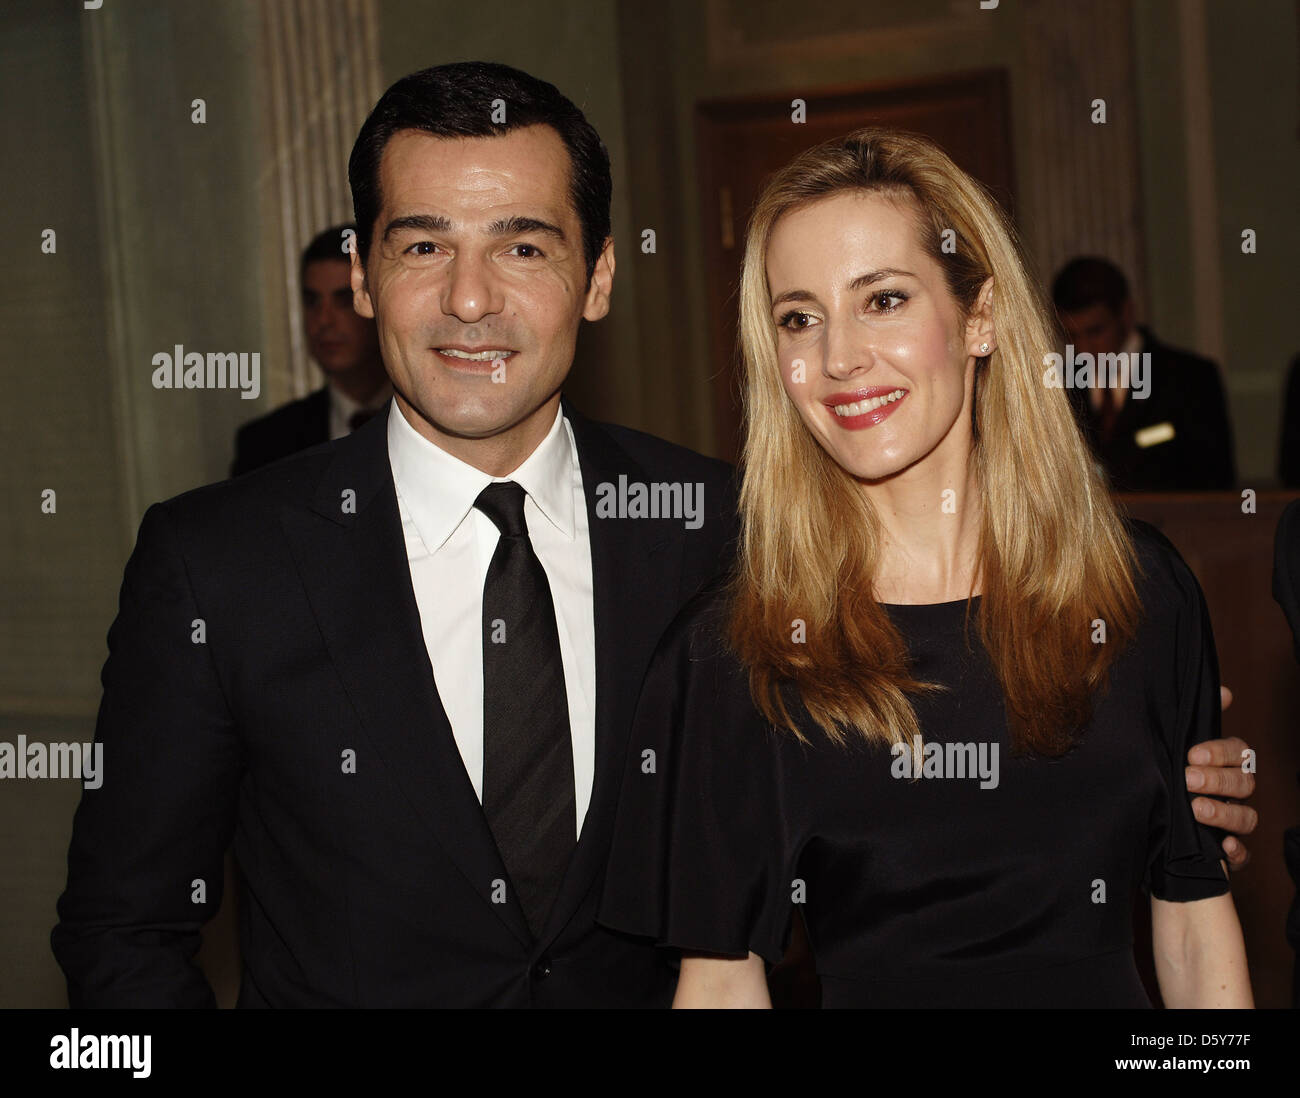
[474,481,576,938]
[1096,385,1120,446]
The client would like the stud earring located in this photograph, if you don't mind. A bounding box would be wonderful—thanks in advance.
[979,343,989,353]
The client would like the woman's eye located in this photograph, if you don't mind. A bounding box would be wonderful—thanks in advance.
[778,310,815,330]
[872,290,907,312]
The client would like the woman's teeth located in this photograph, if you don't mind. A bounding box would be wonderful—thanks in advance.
[832,389,906,416]
[439,348,514,361]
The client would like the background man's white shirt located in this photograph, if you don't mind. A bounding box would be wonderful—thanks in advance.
[1086,327,1143,414]
[330,381,394,440]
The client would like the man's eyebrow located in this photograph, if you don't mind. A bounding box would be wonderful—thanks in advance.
[485,215,566,241]
[381,213,566,242]
[383,214,452,241]
[770,267,918,309]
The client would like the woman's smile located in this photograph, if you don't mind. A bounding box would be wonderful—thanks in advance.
[824,386,909,429]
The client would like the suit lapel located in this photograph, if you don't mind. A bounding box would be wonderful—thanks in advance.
[278,400,685,951]
[278,405,533,948]
[537,401,686,942]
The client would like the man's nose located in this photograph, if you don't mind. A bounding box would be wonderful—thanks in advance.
[442,254,503,323]
[316,300,345,329]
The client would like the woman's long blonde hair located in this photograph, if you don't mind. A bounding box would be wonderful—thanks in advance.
[729,128,1141,756]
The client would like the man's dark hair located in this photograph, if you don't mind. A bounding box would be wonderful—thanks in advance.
[1051,256,1131,315]
[348,61,612,286]
[300,223,358,282]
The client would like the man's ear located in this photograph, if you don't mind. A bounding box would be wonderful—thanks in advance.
[965,276,996,356]
[351,244,375,319]
[582,236,615,322]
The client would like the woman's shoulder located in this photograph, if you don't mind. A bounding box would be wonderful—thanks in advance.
[653,572,741,668]
[1123,516,1208,628]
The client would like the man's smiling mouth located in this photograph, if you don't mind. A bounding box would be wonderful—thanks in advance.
[436,346,517,361]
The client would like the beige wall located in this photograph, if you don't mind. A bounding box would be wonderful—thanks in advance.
[2,0,268,1007]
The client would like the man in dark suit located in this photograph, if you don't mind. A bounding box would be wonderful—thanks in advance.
[1272,499,1300,1006]
[1277,354,1300,487]
[51,64,1255,1008]
[52,60,735,1009]
[230,224,392,476]
[1053,257,1236,492]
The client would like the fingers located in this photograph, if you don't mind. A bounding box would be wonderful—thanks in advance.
[1192,795,1259,838]
[1185,761,1256,799]
[1220,684,1234,712]
[1220,834,1251,871]
[1186,735,1252,769]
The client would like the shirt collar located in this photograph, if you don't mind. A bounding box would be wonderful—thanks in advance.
[387,398,576,553]
[331,380,393,422]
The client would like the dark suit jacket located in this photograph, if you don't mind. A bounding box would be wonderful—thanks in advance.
[230,386,330,477]
[1274,499,1300,662]
[1067,327,1236,492]
[1273,498,1300,1007]
[52,399,738,1007]
[1278,355,1300,488]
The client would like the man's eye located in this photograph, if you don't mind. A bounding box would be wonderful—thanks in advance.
[509,243,543,258]
[404,241,437,256]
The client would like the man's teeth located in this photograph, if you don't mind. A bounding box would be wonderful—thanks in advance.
[832,389,906,416]
[439,348,514,361]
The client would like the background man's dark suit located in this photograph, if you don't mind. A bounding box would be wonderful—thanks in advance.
[52,399,737,1007]
[1067,326,1236,491]
[230,386,330,478]
[1272,498,1300,1007]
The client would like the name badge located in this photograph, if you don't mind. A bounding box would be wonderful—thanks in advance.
[1135,421,1175,448]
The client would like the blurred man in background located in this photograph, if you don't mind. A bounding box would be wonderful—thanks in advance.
[231,223,391,475]
[1053,256,1235,492]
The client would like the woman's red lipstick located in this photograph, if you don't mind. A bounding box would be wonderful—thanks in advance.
[824,387,908,430]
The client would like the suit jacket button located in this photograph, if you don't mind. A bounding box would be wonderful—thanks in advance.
[532,957,552,980]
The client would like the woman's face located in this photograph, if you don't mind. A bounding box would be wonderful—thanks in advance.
[766,190,989,483]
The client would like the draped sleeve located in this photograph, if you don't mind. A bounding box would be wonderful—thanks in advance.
[597,582,797,964]
[1130,520,1233,902]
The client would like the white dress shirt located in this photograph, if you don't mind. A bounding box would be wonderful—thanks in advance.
[387,399,596,839]
[329,381,394,440]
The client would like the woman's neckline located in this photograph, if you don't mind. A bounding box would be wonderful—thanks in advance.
[878,594,983,610]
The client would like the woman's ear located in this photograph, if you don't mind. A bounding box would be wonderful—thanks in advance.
[966,277,996,356]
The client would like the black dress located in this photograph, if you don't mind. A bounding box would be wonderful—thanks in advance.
[597,520,1231,1007]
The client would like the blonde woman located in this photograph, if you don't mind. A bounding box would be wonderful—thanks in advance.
[597,129,1252,1008]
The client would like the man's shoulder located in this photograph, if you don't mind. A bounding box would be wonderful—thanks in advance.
[157,435,342,539]
[1140,328,1222,379]
[578,415,735,485]
[1123,516,1209,630]
[235,386,329,441]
